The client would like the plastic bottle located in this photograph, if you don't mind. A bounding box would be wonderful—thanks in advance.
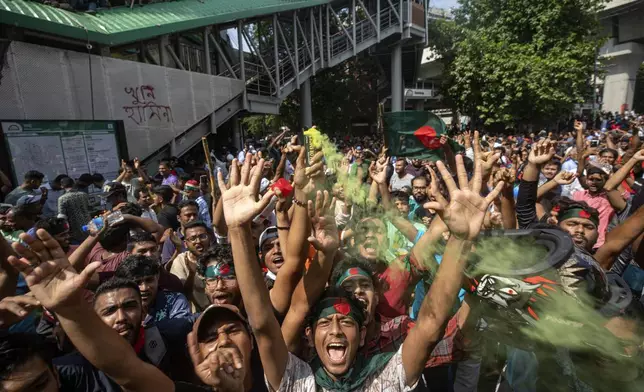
[81,211,124,233]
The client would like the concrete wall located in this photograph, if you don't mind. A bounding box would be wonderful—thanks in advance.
[0,41,245,159]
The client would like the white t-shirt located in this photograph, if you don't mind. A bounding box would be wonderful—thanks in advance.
[269,346,417,392]
[389,173,414,192]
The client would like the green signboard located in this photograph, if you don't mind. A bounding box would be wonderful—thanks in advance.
[1,120,128,187]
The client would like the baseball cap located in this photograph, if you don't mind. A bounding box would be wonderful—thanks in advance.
[101,182,127,198]
[258,226,278,249]
[16,194,42,206]
[193,304,250,341]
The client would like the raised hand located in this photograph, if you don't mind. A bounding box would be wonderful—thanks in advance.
[369,157,389,185]
[217,154,275,229]
[307,190,338,254]
[493,167,516,190]
[472,131,500,174]
[0,295,41,328]
[424,155,504,241]
[291,146,324,195]
[633,148,644,161]
[187,332,245,392]
[528,139,556,166]
[554,171,576,185]
[134,157,141,170]
[8,230,101,312]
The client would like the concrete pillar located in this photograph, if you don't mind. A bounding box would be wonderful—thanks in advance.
[391,43,403,112]
[300,79,313,128]
[601,41,644,113]
[159,35,173,67]
[232,116,242,151]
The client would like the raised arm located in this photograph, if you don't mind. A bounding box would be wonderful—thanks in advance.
[0,232,18,299]
[281,191,338,353]
[270,147,322,315]
[595,203,644,270]
[537,171,576,201]
[604,149,644,192]
[517,140,556,228]
[402,155,504,387]
[371,158,418,242]
[217,156,289,390]
[9,230,174,392]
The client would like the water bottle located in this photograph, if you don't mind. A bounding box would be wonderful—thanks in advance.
[82,217,104,234]
[81,211,124,233]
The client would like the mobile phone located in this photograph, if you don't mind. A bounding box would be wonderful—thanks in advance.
[590,140,599,148]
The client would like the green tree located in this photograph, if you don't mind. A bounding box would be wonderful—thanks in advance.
[436,0,606,128]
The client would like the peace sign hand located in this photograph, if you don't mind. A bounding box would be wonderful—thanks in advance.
[307,190,338,255]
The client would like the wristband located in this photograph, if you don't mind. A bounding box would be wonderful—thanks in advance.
[293,198,306,208]
[277,226,290,230]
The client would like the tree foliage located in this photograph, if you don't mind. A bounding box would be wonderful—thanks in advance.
[433,0,606,128]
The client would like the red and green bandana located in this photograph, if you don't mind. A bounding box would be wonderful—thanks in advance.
[184,180,200,191]
[559,207,599,228]
[205,263,235,279]
[335,267,371,288]
[312,297,365,326]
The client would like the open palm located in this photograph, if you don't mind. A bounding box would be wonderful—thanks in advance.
[218,154,275,229]
[308,190,338,254]
[8,230,100,312]
[425,156,504,240]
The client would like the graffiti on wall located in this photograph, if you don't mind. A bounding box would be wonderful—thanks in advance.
[122,85,173,125]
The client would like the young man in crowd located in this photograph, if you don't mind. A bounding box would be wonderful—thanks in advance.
[57,179,91,244]
[389,158,414,192]
[4,170,45,205]
[127,232,185,293]
[115,255,191,327]
[169,220,213,312]
[217,153,502,391]
[161,199,200,265]
[34,217,75,255]
[197,246,241,308]
[42,174,69,218]
[159,159,179,187]
[135,187,158,222]
[258,226,284,285]
[152,185,179,230]
[182,179,212,227]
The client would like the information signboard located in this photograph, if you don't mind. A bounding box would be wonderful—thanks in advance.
[0,120,128,204]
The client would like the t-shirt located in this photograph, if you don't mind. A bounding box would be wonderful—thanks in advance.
[157,205,179,231]
[85,243,129,273]
[170,252,209,312]
[272,346,417,392]
[571,190,615,249]
[389,173,414,192]
[4,186,38,205]
[141,207,158,223]
[117,177,142,203]
[42,184,64,218]
[162,174,179,187]
[58,190,91,243]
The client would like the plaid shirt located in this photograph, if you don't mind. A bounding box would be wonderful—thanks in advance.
[364,313,465,367]
[195,196,212,227]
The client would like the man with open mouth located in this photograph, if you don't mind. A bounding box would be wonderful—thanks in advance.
[258,226,285,285]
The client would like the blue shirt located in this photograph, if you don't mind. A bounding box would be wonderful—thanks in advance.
[144,290,192,327]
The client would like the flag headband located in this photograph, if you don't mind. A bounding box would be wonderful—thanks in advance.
[335,267,372,288]
[184,183,200,191]
[558,207,599,228]
[311,297,365,326]
[205,262,235,279]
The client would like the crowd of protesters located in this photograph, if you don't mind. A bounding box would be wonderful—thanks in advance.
[0,111,643,392]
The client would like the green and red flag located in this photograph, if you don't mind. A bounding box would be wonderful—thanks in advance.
[383,111,461,161]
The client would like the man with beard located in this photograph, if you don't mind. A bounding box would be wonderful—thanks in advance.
[115,255,191,327]
[218,153,500,391]
[170,221,212,312]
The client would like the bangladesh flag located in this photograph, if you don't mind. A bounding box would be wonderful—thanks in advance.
[384,111,460,161]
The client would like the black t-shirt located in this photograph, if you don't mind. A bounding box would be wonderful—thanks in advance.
[158,204,180,231]
[55,318,194,391]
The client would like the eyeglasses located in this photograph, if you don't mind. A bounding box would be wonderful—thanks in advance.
[186,233,209,243]
[205,276,236,286]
